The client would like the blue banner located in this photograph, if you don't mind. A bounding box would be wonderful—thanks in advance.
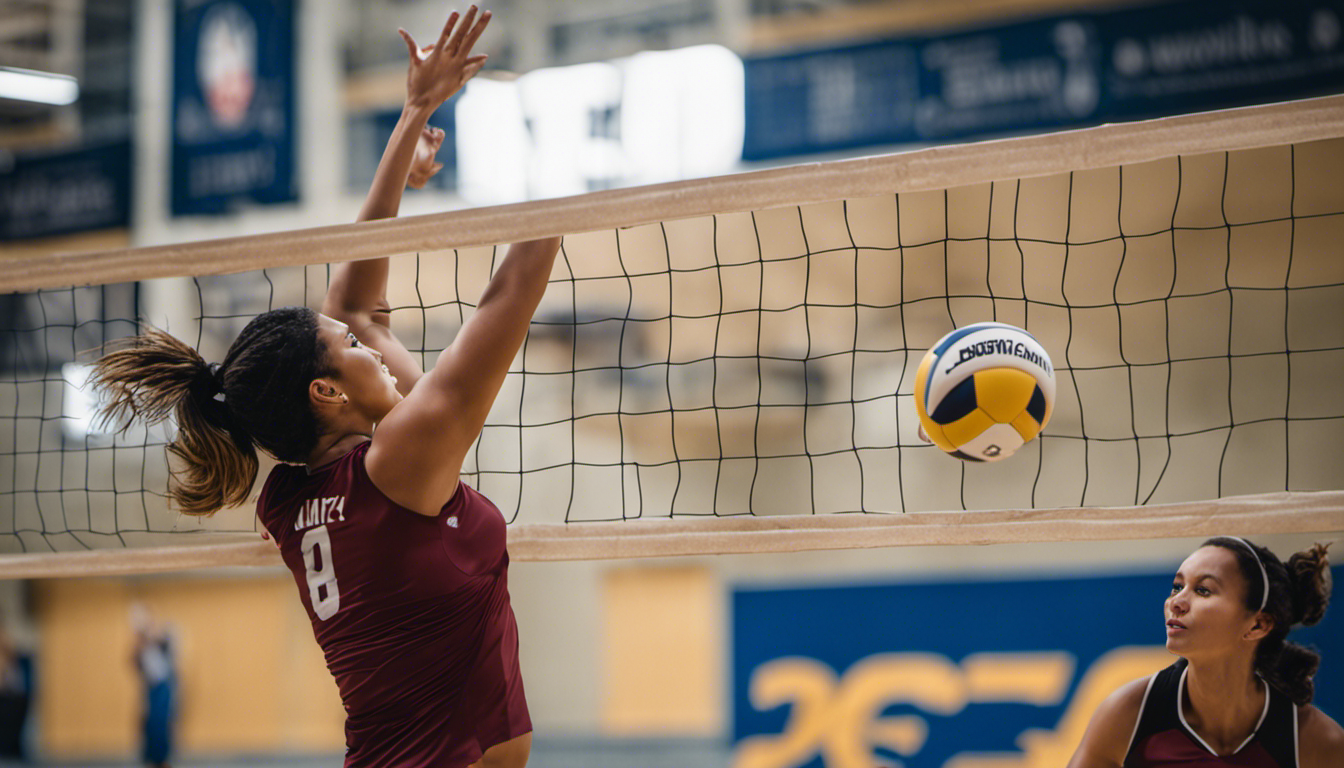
[744,0,1344,159]
[732,566,1343,768]
[0,142,132,241]
[172,0,296,215]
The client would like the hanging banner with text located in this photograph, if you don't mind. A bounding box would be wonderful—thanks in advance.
[0,142,132,241]
[172,0,296,215]
[743,0,1344,159]
[732,567,1343,768]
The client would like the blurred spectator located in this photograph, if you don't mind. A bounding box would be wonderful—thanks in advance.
[0,611,32,762]
[131,604,177,768]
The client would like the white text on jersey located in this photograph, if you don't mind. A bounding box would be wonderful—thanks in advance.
[295,496,346,531]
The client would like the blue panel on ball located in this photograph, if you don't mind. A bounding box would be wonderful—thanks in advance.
[1027,385,1046,423]
[949,449,985,462]
[931,376,978,423]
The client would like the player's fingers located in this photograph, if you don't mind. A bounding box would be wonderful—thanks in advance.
[435,11,461,50]
[398,28,422,62]
[462,10,491,53]
[463,55,487,80]
[462,53,489,73]
[446,6,478,55]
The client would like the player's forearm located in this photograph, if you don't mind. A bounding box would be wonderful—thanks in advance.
[444,237,562,380]
[357,103,435,223]
[477,237,563,323]
[329,104,436,319]
[426,236,562,443]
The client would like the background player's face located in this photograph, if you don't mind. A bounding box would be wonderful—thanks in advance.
[315,314,403,421]
[1165,546,1261,658]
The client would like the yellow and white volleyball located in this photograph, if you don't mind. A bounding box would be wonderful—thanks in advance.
[913,322,1055,462]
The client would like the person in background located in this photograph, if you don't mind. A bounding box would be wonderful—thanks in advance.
[1066,537,1342,768]
[131,603,176,768]
[0,612,31,763]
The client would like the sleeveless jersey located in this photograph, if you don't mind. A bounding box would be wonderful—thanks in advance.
[256,441,530,767]
[1125,658,1297,768]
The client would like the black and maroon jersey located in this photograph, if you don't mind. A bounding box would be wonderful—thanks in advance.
[1125,658,1297,768]
[257,440,530,767]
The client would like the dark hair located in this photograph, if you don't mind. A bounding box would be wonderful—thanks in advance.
[92,307,334,515]
[1202,537,1332,705]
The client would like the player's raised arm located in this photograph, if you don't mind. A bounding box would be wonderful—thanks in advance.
[366,234,563,515]
[323,6,491,396]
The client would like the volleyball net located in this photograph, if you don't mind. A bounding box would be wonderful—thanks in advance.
[2,96,1343,576]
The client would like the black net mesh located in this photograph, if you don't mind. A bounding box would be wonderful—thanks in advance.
[2,139,1342,552]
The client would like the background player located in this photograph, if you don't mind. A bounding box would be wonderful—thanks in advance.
[1066,537,1343,767]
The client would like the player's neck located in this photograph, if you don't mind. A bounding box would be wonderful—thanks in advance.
[307,431,374,472]
[1182,657,1266,754]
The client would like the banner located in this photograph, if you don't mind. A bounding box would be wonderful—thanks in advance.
[0,142,132,241]
[732,567,1343,768]
[744,0,1344,159]
[172,0,296,215]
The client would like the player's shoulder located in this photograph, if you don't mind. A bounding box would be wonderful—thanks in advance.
[1099,674,1155,720]
[1067,676,1156,768]
[1296,703,1344,768]
[1091,675,1157,749]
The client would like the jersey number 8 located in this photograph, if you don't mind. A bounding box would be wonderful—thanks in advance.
[301,525,341,620]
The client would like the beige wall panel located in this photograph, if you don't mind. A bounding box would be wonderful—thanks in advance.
[601,565,721,735]
[36,579,138,757]
[36,575,344,760]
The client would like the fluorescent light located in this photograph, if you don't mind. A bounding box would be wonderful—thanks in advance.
[0,66,79,106]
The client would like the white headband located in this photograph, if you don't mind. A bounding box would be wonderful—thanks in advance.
[1230,536,1269,612]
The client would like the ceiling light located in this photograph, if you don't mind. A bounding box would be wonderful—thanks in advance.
[0,66,79,106]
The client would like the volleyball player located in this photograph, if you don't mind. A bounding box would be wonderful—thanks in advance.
[91,7,557,766]
[1066,538,1343,768]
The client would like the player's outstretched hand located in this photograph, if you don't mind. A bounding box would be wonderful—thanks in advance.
[398,5,491,111]
[408,126,446,188]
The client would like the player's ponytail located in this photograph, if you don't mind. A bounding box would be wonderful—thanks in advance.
[92,307,335,515]
[92,326,259,516]
[1287,543,1332,627]
[1257,543,1331,706]
[1205,537,1331,705]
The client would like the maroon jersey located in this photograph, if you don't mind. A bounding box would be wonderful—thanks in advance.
[257,441,530,767]
[1125,659,1297,768]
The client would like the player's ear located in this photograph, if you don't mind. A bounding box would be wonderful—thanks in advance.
[311,378,347,406]
[1244,612,1274,642]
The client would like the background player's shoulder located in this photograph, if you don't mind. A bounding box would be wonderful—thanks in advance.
[1297,703,1344,768]
[1067,676,1156,768]
[1103,674,1157,722]
[1098,676,1158,749]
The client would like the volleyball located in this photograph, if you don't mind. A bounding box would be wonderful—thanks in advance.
[914,322,1055,462]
